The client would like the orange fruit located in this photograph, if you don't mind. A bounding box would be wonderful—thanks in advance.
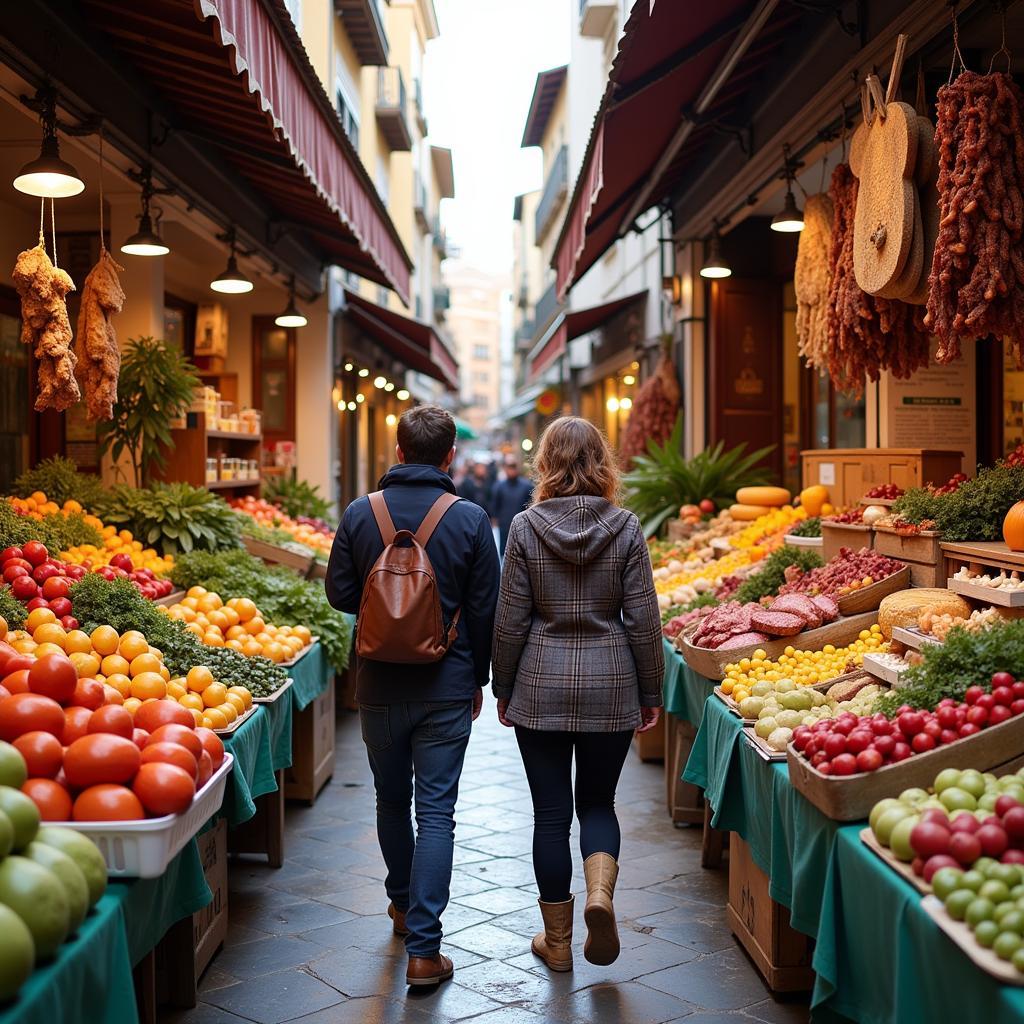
[179,693,204,713]
[203,632,225,648]
[0,617,6,641]
[69,651,101,678]
[198,594,222,614]
[130,672,167,700]
[204,707,228,730]
[186,585,208,599]
[225,639,244,652]
[263,643,286,664]
[64,630,93,655]
[243,617,265,636]
[118,631,149,661]
[189,708,204,727]
[207,610,228,632]
[181,596,199,612]
[166,679,186,700]
[253,632,272,646]
[221,607,240,628]
[217,702,238,724]
[129,653,162,677]
[227,685,253,709]
[123,697,143,716]
[101,654,130,678]
[225,625,245,641]
[233,598,257,622]
[185,623,204,638]
[106,673,132,698]
[224,692,245,714]
[90,625,120,656]
[242,640,262,658]
[159,665,170,682]
[34,642,67,660]
[149,647,164,662]
[284,636,304,654]
[200,714,214,729]
[11,640,37,655]
[293,626,312,644]
[33,623,67,646]
[187,666,213,692]
[201,683,227,708]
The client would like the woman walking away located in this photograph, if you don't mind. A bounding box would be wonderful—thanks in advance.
[491,417,664,972]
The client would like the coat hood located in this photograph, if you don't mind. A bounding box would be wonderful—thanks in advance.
[378,463,456,493]
[523,496,633,565]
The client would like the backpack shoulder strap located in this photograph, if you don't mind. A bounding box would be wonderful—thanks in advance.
[415,493,462,546]
[367,491,397,545]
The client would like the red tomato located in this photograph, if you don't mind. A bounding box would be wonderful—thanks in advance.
[22,542,48,567]
[62,706,92,746]
[134,700,195,734]
[0,693,65,741]
[21,778,73,821]
[0,547,23,563]
[102,685,125,706]
[140,742,198,780]
[12,731,63,778]
[194,727,225,771]
[72,784,145,822]
[63,734,141,788]
[1,671,29,695]
[71,679,104,711]
[132,762,195,816]
[131,728,150,751]
[147,723,203,761]
[3,566,27,584]
[28,655,77,705]
[196,749,213,789]
[40,576,69,601]
[87,705,134,740]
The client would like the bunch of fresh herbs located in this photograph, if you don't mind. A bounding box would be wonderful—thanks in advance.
[263,476,335,525]
[9,456,105,510]
[788,517,822,538]
[0,586,27,630]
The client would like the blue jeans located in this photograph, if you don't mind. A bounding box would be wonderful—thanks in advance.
[360,700,473,957]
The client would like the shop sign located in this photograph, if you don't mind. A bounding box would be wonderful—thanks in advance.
[536,389,560,416]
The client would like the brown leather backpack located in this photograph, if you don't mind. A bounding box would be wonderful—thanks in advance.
[355,491,463,664]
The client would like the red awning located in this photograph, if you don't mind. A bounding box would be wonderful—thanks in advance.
[344,290,459,390]
[529,291,646,382]
[554,1,753,298]
[80,0,412,301]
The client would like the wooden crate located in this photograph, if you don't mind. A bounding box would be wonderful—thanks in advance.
[285,676,336,803]
[633,712,665,763]
[159,818,228,1008]
[665,714,703,825]
[242,536,315,575]
[726,833,814,992]
[942,541,1024,582]
[821,521,873,561]
[874,527,945,588]
[836,566,910,615]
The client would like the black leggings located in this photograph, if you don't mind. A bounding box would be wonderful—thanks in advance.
[515,726,634,903]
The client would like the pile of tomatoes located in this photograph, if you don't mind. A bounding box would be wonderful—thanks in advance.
[0,643,223,822]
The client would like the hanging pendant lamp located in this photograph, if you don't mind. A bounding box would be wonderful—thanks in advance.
[275,277,307,328]
[14,88,84,198]
[211,226,254,294]
[121,165,170,256]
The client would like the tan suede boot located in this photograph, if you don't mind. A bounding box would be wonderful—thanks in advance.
[583,853,620,965]
[530,897,574,972]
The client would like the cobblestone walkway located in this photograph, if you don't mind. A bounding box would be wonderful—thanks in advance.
[170,705,810,1024]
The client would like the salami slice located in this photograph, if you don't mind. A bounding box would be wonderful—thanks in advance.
[749,609,806,637]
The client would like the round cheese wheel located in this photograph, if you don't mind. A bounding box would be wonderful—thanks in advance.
[736,487,792,507]
[877,589,971,640]
[729,503,773,521]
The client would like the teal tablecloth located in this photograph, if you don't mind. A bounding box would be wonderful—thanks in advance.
[289,640,333,712]
[0,843,210,1024]
[222,705,277,825]
[683,686,1024,1023]
[662,640,716,726]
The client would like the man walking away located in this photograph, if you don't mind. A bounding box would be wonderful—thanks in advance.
[458,460,492,515]
[491,456,534,556]
[325,405,500,988]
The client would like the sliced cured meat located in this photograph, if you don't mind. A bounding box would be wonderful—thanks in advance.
[810,595,839,620]
[749,609,805,637]
[769,593,823,628]
[716,632,770,651]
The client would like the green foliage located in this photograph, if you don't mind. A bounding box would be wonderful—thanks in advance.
[170,549,352,673]
[97,337,200,487]
[892,464,1024,541]
[874,619,1024,715]
[236,516,315,558]
[623,416,774,538]
[660,592,718,625]
[92,483,242,555]
[0,587,26,630]
[68,574,285,696]
[263,476,334,524]
[788,517,822,538]
[9,457,105,510]
[0,502,101,555]
[733,546,824,605]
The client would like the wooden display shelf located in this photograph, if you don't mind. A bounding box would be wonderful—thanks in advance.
[155,411,262,496]
[206,429,262,441]
[947,578,1024,607]
[942,541,1024,580]
[242,536,315,574]
[207,479,260,491]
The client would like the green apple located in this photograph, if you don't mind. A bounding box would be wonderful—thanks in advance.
[873,806,916,846]
[946,889,977,921]
[966,898,996,928]
[934,768,963,794]
[738,697,765,719]
[976,920,1000,947]
[939,787,978,812]
[900,788,929,805]
[869,799,906,833]
[932,867,965,900]
[889,814,921,862]
[979,793,999,812]
[754,717,777,739]
[994,932,1023,961]
[961,870,986,892]
[960,770,986,799]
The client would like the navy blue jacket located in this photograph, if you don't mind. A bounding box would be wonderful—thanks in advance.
[490,476,534,536]
[325,464,500,704]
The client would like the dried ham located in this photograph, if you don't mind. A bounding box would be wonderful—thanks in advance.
[76,250,125,421]
[795,192,833,373]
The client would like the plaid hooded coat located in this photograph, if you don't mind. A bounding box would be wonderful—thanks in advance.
[491,496,664,732]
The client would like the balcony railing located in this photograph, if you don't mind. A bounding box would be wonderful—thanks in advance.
[533,280,561,334]
[433,286,450,313]
[413,77,428,135]
[431,215,447,256]
[375,67,412,151]
[534,145,568,242]
[414,173,430,231]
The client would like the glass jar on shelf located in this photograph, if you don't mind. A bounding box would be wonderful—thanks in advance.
[206,457,218,483]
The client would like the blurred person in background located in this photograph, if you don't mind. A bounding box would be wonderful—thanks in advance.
[458,460,492,515]
[490,455,533,556]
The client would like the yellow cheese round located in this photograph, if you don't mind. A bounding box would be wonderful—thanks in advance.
[736,486,792,508]
[877,589,971,640]
[729,503,773,521]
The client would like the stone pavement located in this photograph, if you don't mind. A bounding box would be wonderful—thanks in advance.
[168,704,811,1024]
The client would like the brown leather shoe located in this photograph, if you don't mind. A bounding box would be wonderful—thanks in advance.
[388,903,409,937]
[406,953,454,987]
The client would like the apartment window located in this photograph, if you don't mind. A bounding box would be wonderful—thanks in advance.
[474,371,489,384]
[335,86,360,148]
[473,344,489,360]
[472,393,490,408]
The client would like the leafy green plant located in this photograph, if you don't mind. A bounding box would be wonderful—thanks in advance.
[92,483,242,554]
[170,549,352,673]
[9,457,105,510]
[874,619,1024,715]
[892,464,1024,541]
[0,502,101,555]
[788,517,822,538]
[97,337,200,487]
[623,416,774,537]
[733,546,824,605]
[0,586,26,630]
[263,476,334,524]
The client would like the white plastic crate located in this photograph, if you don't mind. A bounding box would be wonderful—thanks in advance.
[64,753,234,878]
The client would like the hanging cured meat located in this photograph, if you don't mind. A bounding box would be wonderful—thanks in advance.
[924,71,1024,364]
[825,163,930,393]
[620,349,680,466]
[76,250,125,421]
[12,245,80,412]
[794,192,833,372]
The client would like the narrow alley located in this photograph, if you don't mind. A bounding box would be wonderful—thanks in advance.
[176,708,809,1024]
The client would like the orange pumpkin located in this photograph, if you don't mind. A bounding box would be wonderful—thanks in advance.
[1003,501,1024,551]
